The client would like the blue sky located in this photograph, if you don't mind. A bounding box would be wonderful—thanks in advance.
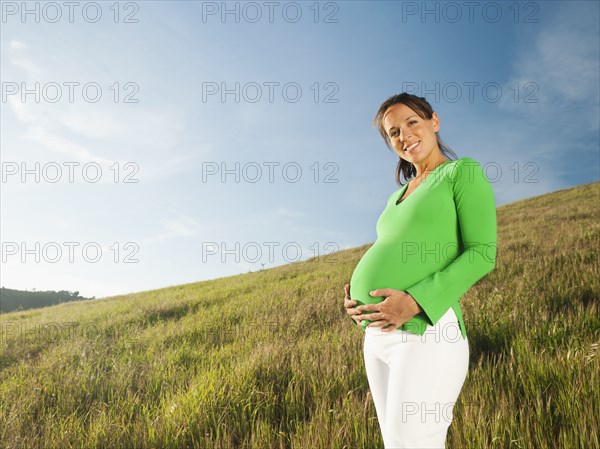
[1,1,598,299]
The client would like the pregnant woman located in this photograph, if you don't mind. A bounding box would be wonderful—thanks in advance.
[343,93,497,448]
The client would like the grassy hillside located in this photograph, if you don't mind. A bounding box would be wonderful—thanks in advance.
[1,181,598,449]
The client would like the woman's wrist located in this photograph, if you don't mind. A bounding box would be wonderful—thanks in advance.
[404,291,423,314]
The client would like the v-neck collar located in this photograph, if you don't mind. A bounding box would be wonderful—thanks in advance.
[395,159,452,205]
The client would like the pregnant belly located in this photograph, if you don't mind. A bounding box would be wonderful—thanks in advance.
[349,241,414,307]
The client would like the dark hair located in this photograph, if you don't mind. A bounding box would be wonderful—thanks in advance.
[373,93,458,186]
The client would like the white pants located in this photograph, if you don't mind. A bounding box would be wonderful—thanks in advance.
[363,307,469,449]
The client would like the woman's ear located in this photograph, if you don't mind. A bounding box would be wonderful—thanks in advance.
[432,111,440,131]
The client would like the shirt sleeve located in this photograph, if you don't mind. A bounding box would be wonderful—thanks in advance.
[404,157,497,327]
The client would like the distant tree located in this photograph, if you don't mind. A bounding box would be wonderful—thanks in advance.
[0,287,93,314]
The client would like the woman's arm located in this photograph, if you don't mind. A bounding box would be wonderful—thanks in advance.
[403,157,497,327]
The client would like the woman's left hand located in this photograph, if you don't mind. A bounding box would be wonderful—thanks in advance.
[355,289,423,332]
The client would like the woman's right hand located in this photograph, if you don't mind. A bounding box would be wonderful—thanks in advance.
[343,283,362,324]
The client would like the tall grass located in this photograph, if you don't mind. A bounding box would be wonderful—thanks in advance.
[1,181,598,448]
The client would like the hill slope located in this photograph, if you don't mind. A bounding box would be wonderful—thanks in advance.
[1,181,598,449]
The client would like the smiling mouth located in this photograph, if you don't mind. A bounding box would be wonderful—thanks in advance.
[404,141,420,152]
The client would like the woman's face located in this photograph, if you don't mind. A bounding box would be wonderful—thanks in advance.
[382,102,440,163]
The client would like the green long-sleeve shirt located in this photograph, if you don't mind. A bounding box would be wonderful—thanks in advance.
[348,156,497,339]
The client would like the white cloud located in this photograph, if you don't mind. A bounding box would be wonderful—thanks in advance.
[500,3,599,131]
[10,40,27,51]
[7,39,43,78]
[141,209,201,245]
[4,39,205,182]
[22,125,115,164]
